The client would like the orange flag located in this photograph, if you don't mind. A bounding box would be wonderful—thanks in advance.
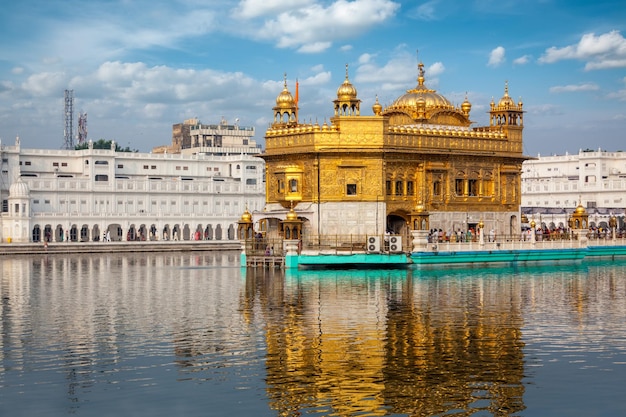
[295,79,299,122]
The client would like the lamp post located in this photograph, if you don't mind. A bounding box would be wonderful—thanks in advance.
[478,219,485,246]
[530,218,536,245]
[609,214,617,241]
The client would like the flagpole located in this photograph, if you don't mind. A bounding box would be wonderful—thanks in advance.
[295,78,299,123]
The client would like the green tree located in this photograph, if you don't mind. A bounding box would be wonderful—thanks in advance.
[74,139,137,152]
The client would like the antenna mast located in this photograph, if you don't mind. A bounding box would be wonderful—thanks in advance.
[63,89,74,149]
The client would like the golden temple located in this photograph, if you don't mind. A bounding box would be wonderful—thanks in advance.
[255,61,529,240]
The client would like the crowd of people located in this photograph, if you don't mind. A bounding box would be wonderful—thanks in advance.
[428,228,495,243]
[428,224,625,244]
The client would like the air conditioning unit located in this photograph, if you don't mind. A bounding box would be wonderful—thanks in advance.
[389,236,402,253]
[367,236,380,253]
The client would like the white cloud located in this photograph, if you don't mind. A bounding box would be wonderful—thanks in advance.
[21,72,68,97]
[339,44,353,52]
[236,0,310,19]
[298,42,332,53]
[0,80,14,94]
[3,4,222,77]
[549,83,599,93]
[428,62,445,77]
[358,53,375,64]
[488,46,506,67]
[353,48,445,97]
[410,0,439,20]
[526,103,564,116]
[608,91,626,101]
[301,71,332,86]
[42,56,63,65]
[254,0,400,52]
[607,77,626,101]
[142,103,167,119]
[586,59,626,70]
[355,52,415,86]
[539,30,626,70]
[513,55,531,65]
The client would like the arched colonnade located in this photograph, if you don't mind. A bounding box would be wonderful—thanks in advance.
[32,222,237,242]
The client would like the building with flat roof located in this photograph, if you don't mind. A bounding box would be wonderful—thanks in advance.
[521,149,626,231]
[154,117,261,155]
[1,136,265,243]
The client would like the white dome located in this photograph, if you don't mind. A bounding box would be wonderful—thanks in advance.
[9,180,30,198]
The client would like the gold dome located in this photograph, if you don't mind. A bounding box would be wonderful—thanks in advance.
[497,81,516,108]
[286,207,298,221]
[337,64,357,100]
[574,203,587,215]
[387,62,454,113]
[239,208,252,223]
[392,86,453,110]
[275,75,295,109]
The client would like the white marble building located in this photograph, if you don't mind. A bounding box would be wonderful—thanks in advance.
[1,137,265,243]
[521,149,626,230]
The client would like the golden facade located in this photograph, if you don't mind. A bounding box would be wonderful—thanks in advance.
[258,63,529,238]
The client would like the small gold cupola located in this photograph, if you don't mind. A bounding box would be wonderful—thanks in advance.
[333,64,361,116]
[281,203,303,240]
[489,81,524,128]
[568,200,589,230]
[237,207,254,240]
[272,73,297,127]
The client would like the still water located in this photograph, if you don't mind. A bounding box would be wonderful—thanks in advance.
[1,251,625,416]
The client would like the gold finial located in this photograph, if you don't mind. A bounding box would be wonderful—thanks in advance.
[345,63,349,80]
[372,94,382,115]
[418,62,425,86]
[283,72,287,88]
[504,80,509,96]
[461,92,471,115]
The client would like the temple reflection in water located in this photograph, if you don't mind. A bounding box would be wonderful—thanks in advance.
[247,268,527,416]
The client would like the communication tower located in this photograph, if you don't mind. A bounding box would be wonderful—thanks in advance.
[78,112,88,145]
[63,89,74,149]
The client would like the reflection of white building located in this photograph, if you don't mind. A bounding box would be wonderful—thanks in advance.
[521,149,626,230]
[0,137,265,243]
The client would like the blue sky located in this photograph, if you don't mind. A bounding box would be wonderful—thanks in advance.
[1,0,625,156]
